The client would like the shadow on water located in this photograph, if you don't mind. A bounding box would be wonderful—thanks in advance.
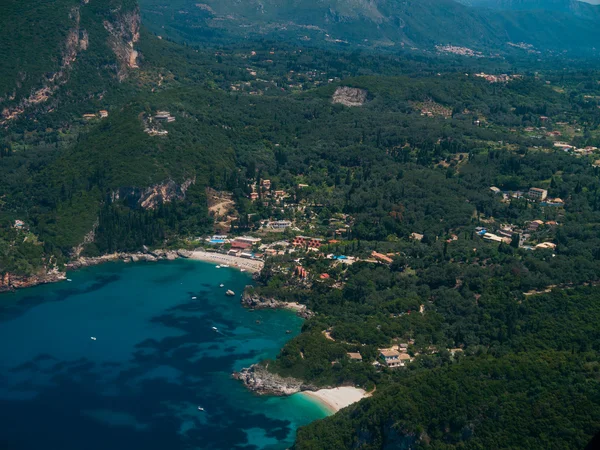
[0,274,121,322]
[0,281,301,450]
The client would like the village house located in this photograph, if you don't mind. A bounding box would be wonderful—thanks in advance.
[535,242,556,250]
[528,187,548,201]
[294,266,308,279]
[347,352,362,361]
[261,179,271,190]
[99,110,109,118]
[528,219,544,231]
[292,236,323,249]
[268,220,292,230]
[379,350,411,368]
[371,251,393,264]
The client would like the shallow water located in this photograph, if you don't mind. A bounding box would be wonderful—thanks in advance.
[0,260,328,450]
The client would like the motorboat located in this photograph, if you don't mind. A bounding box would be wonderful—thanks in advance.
[90,336,97,341]
[197,406,204,411]
[219,284,224,288]
[226,290,235,296]
[192,296,197,300]
[215,265,221,269]
[67,279,72,282]
[221,264,229,268]
[212,326,218,331]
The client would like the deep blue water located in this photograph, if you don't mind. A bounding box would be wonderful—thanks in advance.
[0,260,328,450]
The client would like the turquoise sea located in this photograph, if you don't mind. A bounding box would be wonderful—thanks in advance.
[0,260,329,449]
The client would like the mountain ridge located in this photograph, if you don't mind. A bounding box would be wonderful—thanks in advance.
[139,0,600,54]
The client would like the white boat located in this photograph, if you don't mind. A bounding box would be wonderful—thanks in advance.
[90,336,97,341]
[67,279,72,282]
[215,265,221,269]
[197,406,204,411]
[212,326,218,331]
[221,264,229,268]
[219,284,224,288]
[226,290,235,297]
[192,296,197,300]
[240,269,246,272]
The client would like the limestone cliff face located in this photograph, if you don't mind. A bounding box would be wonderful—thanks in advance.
[103,7,141,81]
[332,86,368,107]
[111,178,195,210]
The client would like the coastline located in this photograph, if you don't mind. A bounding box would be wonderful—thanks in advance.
[1,248,264,293]
[299,387,368,413]
[187,250,264,273]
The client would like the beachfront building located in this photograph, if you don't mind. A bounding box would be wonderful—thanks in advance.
[528,187,548,201]
[231,236,261,250]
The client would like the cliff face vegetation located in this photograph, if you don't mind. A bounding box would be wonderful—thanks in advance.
[0,0,140,124]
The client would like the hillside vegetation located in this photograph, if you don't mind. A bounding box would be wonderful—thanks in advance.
[2,0,600,448]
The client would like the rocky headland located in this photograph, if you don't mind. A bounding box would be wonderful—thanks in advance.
[241,290,313,319]
[232,364,319,396]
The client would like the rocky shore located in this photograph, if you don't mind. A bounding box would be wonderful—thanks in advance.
[1,249,193,293]
[0,268,66,293]
[232,364,319,396]
[66,249,190,270]
[241,290,314,319]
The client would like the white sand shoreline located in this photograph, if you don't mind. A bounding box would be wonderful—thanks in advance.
[299,387,368,413]
[187,250,264,273]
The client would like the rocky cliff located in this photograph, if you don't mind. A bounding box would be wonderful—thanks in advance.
[233,364,319,396]
[332,86,368,107]
[111,178,195,210]
[103,7,141,81]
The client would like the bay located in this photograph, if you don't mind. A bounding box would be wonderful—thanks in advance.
[0,260,328,450]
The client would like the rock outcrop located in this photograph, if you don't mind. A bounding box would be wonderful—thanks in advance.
[332,86,368,107]
[241,290,314,319]
[233,364,318,396]
[103,7,141,81]
[111,178,195,210]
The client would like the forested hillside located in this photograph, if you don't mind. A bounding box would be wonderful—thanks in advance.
[2,0,600,447]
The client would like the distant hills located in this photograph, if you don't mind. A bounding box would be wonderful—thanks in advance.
[139,0,600,55]
[457,0,600,18]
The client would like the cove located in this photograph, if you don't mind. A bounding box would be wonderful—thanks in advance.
[0,260,329,449]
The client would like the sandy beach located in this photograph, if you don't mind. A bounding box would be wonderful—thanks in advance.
[300,387,367,413]
[188,250,264,273]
